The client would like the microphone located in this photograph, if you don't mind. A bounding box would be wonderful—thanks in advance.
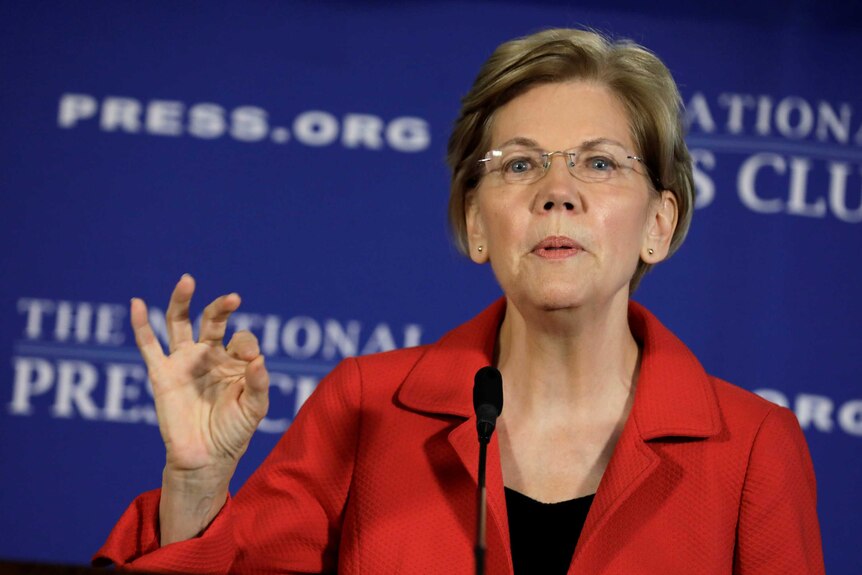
[473,366,504,444]
[472,366,504,575]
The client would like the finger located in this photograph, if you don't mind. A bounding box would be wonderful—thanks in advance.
[165,274,196,353]
[198,292,242,346]
[226,331,261,362]
[130,297,166,367]
[240,355,270,421]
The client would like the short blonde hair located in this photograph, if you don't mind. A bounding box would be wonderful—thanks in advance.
[446,28,693,291]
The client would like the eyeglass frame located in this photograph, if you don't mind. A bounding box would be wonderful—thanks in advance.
[476,139,657,188]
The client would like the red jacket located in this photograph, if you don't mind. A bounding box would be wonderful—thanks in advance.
[95,299,825,574]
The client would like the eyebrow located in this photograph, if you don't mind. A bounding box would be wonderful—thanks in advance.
[494,136,629,150]
[496,136,541,148]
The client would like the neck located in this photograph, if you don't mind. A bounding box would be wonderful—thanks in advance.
[496,292,640,419]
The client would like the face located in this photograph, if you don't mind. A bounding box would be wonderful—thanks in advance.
[466,80,676,312]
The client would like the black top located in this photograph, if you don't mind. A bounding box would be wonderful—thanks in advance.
[505,487,595,575]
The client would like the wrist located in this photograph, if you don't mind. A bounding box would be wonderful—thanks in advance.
[159,466,232,545]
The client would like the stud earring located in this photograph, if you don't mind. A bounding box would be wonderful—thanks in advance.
[648,249,654,255]
[478,246,483,253]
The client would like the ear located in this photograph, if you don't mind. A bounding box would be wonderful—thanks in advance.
[465,191,489,264]
[641,190,678,263]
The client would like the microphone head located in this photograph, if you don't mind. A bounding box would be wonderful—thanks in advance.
[473,366,503,416]
[474,367,504,442]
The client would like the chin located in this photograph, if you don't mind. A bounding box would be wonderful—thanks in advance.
[536,297,585,312]
[509,277,629,314]
[521,283,588,312]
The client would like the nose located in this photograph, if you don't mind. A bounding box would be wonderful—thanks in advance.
[532,153,582,213]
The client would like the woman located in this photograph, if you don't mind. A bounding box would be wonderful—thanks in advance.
[95,29,825,574]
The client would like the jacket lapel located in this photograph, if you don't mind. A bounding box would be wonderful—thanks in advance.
[571,301,723,570]
[397,299,512,565]
[447,417,510,559]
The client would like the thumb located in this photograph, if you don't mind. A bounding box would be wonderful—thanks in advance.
[240,355,270,422]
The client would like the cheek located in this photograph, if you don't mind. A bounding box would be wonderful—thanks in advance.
[598,202,651,252]
[479,197,515,240]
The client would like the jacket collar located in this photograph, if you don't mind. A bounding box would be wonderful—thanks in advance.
[397,298,504,418]
[397,297,722,440]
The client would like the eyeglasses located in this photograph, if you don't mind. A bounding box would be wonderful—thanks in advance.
[478,141,647,186]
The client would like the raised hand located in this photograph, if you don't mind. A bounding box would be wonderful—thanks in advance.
[130,274,270,544]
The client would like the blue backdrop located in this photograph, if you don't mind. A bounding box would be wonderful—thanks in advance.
[2,1,860,572]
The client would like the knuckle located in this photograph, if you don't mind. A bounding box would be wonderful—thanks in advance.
[166,306,187,321]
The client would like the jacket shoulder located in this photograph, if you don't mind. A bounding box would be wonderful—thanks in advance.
[709,375,799,434]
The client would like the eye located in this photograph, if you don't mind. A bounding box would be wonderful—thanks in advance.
[585,155,618,171]
[502,155,540,174]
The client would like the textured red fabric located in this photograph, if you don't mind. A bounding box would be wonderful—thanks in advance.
[94,299,825,574]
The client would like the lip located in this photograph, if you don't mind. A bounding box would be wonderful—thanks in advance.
[531,235,584,259]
